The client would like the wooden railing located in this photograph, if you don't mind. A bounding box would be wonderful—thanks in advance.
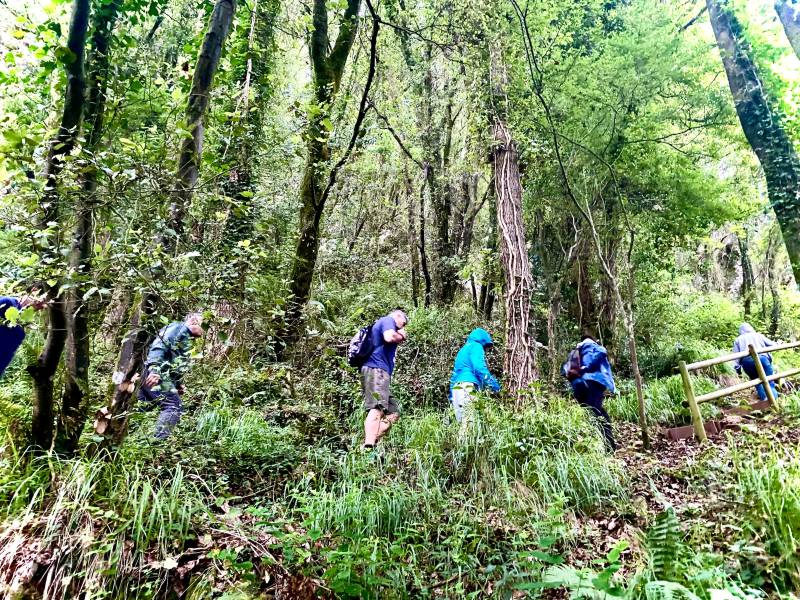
[678,340,800,442]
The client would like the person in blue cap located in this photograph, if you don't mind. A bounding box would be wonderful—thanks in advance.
[449,328,501,424]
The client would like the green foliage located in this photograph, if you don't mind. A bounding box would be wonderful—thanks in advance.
[732,446,800,591]
[647,508,682,581]
[192,405,301,473]
[608,376,719,427]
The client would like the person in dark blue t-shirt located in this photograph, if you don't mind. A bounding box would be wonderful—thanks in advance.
[0,289,46,378]
[360,309,408,450]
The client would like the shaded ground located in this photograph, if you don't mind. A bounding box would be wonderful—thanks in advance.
[566,395,800,574]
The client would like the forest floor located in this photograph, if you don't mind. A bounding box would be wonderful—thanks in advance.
[568,397,800,580]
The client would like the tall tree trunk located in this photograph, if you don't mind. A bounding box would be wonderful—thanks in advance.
[404,167,421,307]
[546,283,562,385]
[776,1,800,58]
[493,120,536,395]
[100,0,237,448]
[28,0,90,451]
[217,0,279,307]
[574,234,597,332]
[419,166,433,307]
[280,0,362,354]
[57,0,123,455]
[707,0,800,286]
[423,63,458,305]
[767,227,782,336]
[738,229,755,318]
[479,190,498,320]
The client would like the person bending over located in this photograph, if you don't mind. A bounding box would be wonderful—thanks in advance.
[733,323,779,402]
[449,328,500,425]
[563,334,617,452]
[138,312,204,439]
[360,309,408,451]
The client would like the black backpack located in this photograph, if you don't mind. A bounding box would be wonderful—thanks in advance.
[564,347,582,381]
[347,324,375,368]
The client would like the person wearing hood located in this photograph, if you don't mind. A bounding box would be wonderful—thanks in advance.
[449,328,501,423]
[732,323,778,402]
[562,334,616,452]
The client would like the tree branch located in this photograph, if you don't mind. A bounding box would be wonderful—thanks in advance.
[369,98,423,168]
[318,0,379,207]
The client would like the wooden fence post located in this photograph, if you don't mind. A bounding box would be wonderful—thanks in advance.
[748,344,778,408]
[679,360,707,442]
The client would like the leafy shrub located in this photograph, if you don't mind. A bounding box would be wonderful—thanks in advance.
[192,405,302,474]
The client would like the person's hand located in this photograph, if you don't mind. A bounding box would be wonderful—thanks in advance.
[145,372,161,388]
[20,295,47,310]
[397,328,408,342]
[177,384,186,395]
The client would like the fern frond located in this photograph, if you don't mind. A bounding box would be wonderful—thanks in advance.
[647,507,682,580]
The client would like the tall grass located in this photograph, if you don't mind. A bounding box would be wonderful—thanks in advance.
[0,454,205,599]
[282,398,628,597]
[733,446,800,591]
[192,404,301,472]
[608,375,719,426]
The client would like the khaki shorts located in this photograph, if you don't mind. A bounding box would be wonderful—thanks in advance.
[360,367,399,414]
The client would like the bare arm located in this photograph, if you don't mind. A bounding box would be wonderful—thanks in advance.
[383,328,407,344]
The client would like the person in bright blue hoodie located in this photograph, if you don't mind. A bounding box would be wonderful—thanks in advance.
[449,328,501,423]
[562,334,616,452]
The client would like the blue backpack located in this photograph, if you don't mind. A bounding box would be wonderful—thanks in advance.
[348,324,375,368]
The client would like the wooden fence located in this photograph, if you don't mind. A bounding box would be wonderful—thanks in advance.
[678,340,800,442]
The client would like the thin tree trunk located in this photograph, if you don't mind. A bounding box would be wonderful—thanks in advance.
[776,1,800,59]
[739,229,755,318]
[57,0,123,455]
[280,0,363,354]
[708,0,800,286]
[547,284,562,384]
[28,0,90,451]
[404,167,421,307]
[479,189,498,320]
[425,67,457,305]
[419,165,433,307]
[574,233,597,332]
[767,228,782,336]
[100,0,237,448]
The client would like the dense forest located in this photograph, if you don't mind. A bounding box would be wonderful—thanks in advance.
[0,0,800,598]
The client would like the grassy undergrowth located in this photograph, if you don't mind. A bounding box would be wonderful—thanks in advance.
[0,366,798,597]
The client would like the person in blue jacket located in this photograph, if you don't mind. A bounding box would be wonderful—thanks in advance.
[449,328,501,423]
[138,312,204,439]
[562,334,616,452]
[0,289,46,378]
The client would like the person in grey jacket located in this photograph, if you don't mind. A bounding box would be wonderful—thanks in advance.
[733,323,779,402]
[138,313,204,439]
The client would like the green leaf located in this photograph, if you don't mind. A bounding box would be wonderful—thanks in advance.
[3,306,20,325]
[55,46,77,65]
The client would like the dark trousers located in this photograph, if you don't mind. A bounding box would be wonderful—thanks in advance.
[740,355,778,402]
[572,379,616,452]
[138,384,182,439]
